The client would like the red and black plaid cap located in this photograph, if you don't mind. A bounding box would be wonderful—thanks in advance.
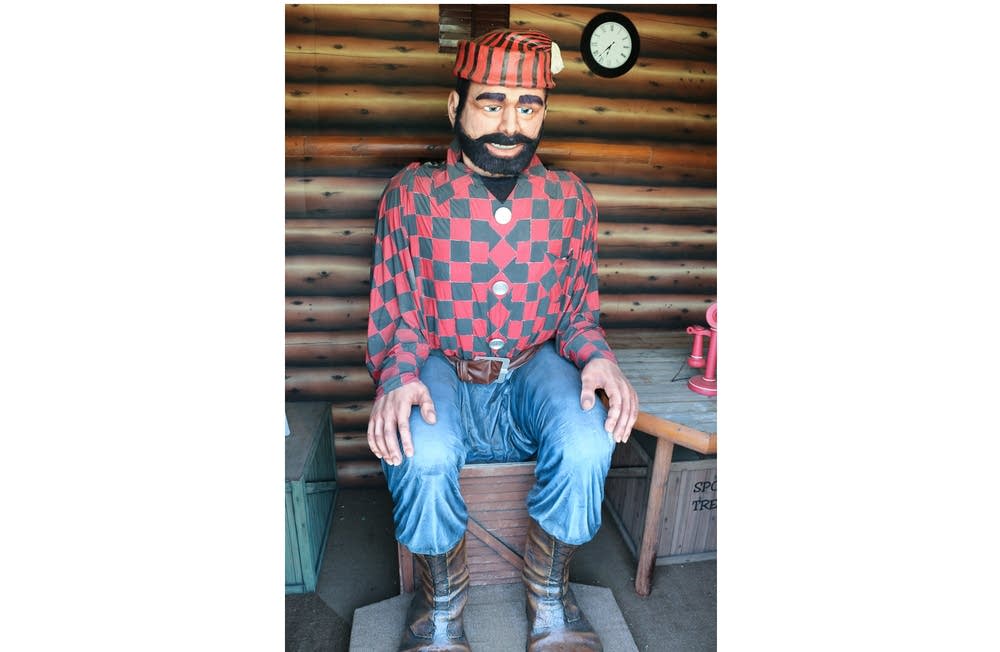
[452,29,563,89]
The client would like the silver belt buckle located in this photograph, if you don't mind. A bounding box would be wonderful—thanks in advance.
[473,355,510,383]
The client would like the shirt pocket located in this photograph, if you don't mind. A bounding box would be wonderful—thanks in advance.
[526,252,572,312]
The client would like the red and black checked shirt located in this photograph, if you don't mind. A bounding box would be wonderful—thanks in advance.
[366,139,617,398]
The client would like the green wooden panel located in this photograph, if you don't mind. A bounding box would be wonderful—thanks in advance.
[285,488,305,591]
[306,480,338,495]
[288,480,316,593]
[285,402,338,594]
[305,485,336,578]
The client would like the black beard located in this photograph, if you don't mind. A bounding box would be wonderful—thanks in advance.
[454,121,541,177]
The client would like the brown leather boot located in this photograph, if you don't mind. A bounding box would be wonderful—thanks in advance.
[522,519,602,651]
[398,536,471,652]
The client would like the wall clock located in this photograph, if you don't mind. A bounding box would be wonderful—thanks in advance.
[580,12,640,78]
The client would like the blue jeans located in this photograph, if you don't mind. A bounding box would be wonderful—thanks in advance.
[382,342,615,555]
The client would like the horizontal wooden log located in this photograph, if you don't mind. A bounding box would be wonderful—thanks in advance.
[285,4,440,41]
[553,138,717,186]
[285,136,716,187]
[286,176,716,223]
[557,56,714,102]
[571,159,715,188]
[284,84,445,132]
[334,430,374,461]
[285,34,715,102]
[603,5,717,19]
[285,84,716,143]
[598,224,716,258]
[287,157,716,188]
[285,219,374,256]
[285,255,371,296]
[592,186,716,222]
[285,365,374,401]
[284,253,715,298]
[509,5,716,62]
[599,259,716,293]
[285,176,388,219]
[330,399,374,431]
[599,294,716,328]
[285,331,366,367]
[336,459,386,488]
[285,157,434,182]
[286,296,369,332]
[285,35,454,87]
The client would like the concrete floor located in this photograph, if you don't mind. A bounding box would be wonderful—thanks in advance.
[285,486,716,651]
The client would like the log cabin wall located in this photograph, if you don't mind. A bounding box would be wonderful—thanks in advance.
[285,4,717,486]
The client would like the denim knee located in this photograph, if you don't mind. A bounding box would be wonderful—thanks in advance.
[527,428,612,545]
[560,426,614,470]
[383,422,467,555]
[402,426,464,477]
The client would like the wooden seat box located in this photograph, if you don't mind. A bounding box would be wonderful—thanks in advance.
[605,433,717,565]
[285,402,338,594]
[397,461,535,593]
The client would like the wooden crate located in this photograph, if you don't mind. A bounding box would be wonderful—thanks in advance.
[398,462,535,593]
[285,402,338,594]
[605,434,717,565]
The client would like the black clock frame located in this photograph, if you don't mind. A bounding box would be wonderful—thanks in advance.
[579,12,641,78]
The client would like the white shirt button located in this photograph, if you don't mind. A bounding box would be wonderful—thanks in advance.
[491,280,510,297]
[488,338,505,351]
[494,206,512,224]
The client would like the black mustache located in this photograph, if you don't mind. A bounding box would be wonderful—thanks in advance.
[472,133,535,146]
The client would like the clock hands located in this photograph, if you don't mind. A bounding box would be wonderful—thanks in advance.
[597,38,630,59]
[596,40,616,65]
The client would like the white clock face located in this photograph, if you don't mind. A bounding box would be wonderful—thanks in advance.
[589,21,633,69]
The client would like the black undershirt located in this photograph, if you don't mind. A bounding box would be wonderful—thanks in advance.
[478,174,519,202]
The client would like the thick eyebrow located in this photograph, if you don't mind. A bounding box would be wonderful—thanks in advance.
[474,92,546,106]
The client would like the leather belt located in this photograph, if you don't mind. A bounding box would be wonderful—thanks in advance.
[447,344,543,384]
